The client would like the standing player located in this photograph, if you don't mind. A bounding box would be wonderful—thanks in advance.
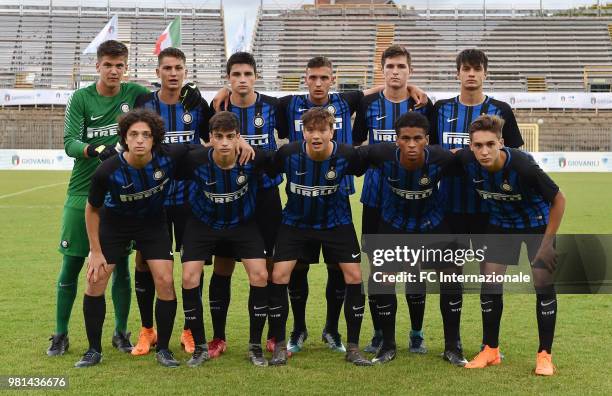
[204,52,285,359]
[429,49,524,362]
[131,47,213,356]
[75,109,187,368]
[49,40,148,356]
[178,111,272,367]
[48,39,203,356]
[353,44,433,354]
[266,107,372,367]
[458,115,564,376]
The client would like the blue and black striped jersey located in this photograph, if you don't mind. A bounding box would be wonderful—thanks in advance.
[353,92,433,208]
[268,141,366,229]
[177,147,272,230]
[361,143,454,232]
[218,92,283,189]
[457,148,558,229]
[88,144,189,218]
[134,92,212,207]
[430,96,523,215]
[278,91,362,195]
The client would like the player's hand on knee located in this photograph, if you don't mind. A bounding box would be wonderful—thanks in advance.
[534,237,557,273]
[87,251,109,283]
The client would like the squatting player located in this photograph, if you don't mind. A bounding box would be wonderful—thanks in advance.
[352,44,434,354]
[266,107,372,367]
[429,48,524,360]
[132,47,213,356]
[177,112,273,367]
[357,112,465,366]
[75,109,189,368]
[457,115,565,376]
[49,39,201,356]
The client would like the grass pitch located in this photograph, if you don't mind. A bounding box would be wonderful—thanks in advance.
[0,171,610,395]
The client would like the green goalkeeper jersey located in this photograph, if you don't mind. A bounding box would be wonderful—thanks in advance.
[63,82,150,196]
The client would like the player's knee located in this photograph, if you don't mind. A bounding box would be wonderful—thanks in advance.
[341,265,362,284]
[182,270,202,289]
[271,268,291,284]
[249,268,268,287]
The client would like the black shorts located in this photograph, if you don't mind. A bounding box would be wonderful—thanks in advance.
[100,209,172,265]
[298,196,352,265]
[181,217,266,262]
[362,205,381,235]
[255,185,282,258]
[273,223,362,264]
[166,204,190,252]
[484,224,547,266]
[446,213,489,251]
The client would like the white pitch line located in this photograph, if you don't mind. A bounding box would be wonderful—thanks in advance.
[0,182,68,200]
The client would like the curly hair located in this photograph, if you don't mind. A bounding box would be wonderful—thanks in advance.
[301,107,335,131]
[117,109,166,152]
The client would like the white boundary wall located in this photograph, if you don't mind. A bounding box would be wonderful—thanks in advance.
[1,90,612,110]
[1,149,611,172]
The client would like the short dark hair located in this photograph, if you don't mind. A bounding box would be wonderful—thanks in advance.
[301,107,335,131]
[209,111,240,133]
[226,51,257,76]
[118,109,165,151]
[158,47,186,66]
[456,49,488,72]
[395,112,429,136]
[469,114,504,138]
[97,40,128,61]
[381,44,411,68]
[306,56,333,70]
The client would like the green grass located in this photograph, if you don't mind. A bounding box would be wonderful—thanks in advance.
[0,171,611,395]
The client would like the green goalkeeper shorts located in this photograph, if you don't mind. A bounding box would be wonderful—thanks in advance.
[58,195,89,257]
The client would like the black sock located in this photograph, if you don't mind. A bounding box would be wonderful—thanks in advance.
[184,271,205,330]
[135,270,155,329]
[375,293,397,349]
[209,273,231,340]
[83,294,105,353]
[536,285,557,353]
[288,266,309,332]
[368,275,382,332]
[344,283,365,345]
[268,283,289,343]
[406,294,426,332]
[183,287,205,345]
[248,285,268,345]
[266,282,273,340]
[155,298,177,351]
[440,281,463,350]
[324,267,345,335]
[481,283,504,348]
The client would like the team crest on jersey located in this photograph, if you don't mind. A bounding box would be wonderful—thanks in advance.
[325,168,337,180]
[419,176,430,186]
[236,173,247,185]
[182,112,192,124]
[501,181,513,192]
[120,103,130,113]
[61,240,69,248]
[326,105,336,115]
[253,115,265,128]
[153,169,164,180]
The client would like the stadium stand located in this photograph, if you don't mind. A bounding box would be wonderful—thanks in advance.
[0,2,226,90]
[251,1,612,92]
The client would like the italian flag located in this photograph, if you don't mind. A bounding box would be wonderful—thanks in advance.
[153,16,181,55]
